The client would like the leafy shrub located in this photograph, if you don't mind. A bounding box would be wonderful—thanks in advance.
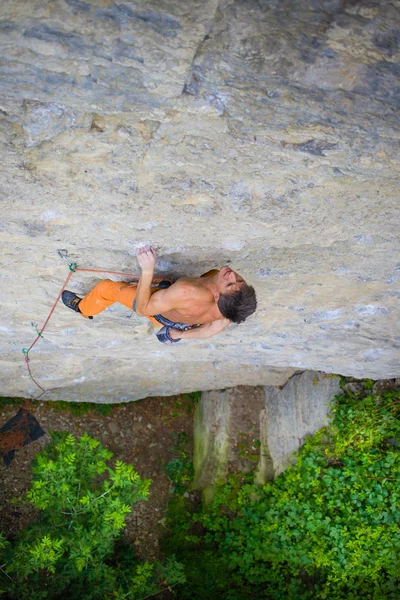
[0,432,185,599]
[199,386,400,599]
[165,432,194,495]
[162,428,259,600]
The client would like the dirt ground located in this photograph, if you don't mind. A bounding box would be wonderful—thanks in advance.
[0,394,196,560]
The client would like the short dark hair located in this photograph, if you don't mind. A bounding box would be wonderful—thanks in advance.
[218,284,257,324]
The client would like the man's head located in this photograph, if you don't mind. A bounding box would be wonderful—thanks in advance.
[215,266,257,324]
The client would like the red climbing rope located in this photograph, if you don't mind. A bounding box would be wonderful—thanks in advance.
[22,262,164,399]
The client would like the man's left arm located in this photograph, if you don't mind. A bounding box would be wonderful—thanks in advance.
[168,319,231,341]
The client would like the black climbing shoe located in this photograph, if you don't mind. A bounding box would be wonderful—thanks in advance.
[62,290,93,319]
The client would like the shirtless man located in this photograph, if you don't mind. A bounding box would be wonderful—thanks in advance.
[62,246,257,344]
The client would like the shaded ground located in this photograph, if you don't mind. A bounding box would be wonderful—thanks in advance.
[0,394,197,560]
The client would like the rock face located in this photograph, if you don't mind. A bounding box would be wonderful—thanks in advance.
[193,385,267,502]
[193,372,341,498]
[259,370,341,477]
[0,0,399,401]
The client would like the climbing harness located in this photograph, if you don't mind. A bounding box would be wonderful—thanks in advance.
[22,250,166,400]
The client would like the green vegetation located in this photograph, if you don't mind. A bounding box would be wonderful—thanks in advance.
[163,383,400,599]
[162,392,202,422]
[165,432,194,495]
[2,384,399,599]
[0,391,201,417]
[162,423,257,599]
[0,432,184,599]
[236,429,261,462]
[0,396,113,416]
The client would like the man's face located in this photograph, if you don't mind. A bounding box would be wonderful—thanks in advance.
[216,266,246,294]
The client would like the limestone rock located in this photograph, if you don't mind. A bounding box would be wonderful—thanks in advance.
[342,379,365,394]
[0,0,399,401]
[254,408,275,486]
[193,388,232,495]
[193,372,341,496]
[373,378,398,394]
[193,385,267,502]
[263,371,341,476]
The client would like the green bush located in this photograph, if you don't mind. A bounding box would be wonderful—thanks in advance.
[0,432,185,599]
[165,432,194,495]
[161,427,258,599]
[199,386,400,599]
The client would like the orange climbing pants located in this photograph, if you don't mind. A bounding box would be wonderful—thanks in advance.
[78,270,219,324]
[78,280,161,325]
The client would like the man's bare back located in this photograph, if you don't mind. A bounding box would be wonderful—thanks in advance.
[151,278,222,325]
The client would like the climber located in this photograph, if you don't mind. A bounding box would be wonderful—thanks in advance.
[61,246,257,344]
